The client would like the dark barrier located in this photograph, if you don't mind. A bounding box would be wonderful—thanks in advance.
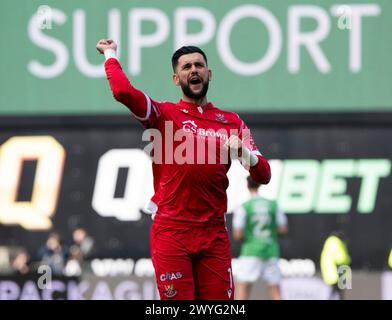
[0,114,391,270]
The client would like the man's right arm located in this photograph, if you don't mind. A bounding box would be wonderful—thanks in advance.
[97,39,156,124]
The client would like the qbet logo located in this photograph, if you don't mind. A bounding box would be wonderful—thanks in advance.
[160,272,183,282]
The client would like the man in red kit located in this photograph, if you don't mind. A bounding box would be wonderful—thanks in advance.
[96,39,271,300]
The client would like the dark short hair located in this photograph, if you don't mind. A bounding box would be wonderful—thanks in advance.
[171,46,208,71]
[247,176,261,190]
[330,230,346,240]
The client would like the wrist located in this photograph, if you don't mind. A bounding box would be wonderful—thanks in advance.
[104,49,117,61]
[240,147,259,167]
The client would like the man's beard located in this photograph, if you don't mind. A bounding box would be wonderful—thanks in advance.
[181,79,209,100]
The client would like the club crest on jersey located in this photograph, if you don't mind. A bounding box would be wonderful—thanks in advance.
[215,113,228,123]
[163,284,177,298]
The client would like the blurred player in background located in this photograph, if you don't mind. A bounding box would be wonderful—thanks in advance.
[233,176,288,300]
[96,39,271,300]
[320,231,351,300]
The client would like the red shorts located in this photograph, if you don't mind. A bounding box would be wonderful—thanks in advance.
[150,221,234,300]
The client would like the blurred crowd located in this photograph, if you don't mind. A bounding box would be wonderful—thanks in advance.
[0,228,95,277]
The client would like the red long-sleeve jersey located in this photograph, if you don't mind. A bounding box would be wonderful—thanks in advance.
[105,58,271,225]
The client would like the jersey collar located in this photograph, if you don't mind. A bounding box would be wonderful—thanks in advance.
[178,100,214,113]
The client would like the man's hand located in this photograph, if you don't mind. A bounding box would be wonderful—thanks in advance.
[96,39,117,54]
[224,135,244,157]
[224,135,259,167]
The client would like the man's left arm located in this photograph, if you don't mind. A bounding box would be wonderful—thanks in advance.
[225,120,271,184]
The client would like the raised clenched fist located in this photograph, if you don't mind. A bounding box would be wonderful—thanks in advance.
[96,39,117,54]
[224,135,244,157]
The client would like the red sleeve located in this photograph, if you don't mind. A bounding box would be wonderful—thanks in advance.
[249,155,271,184]
[238,118,271,184]
[104,58,159,126]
